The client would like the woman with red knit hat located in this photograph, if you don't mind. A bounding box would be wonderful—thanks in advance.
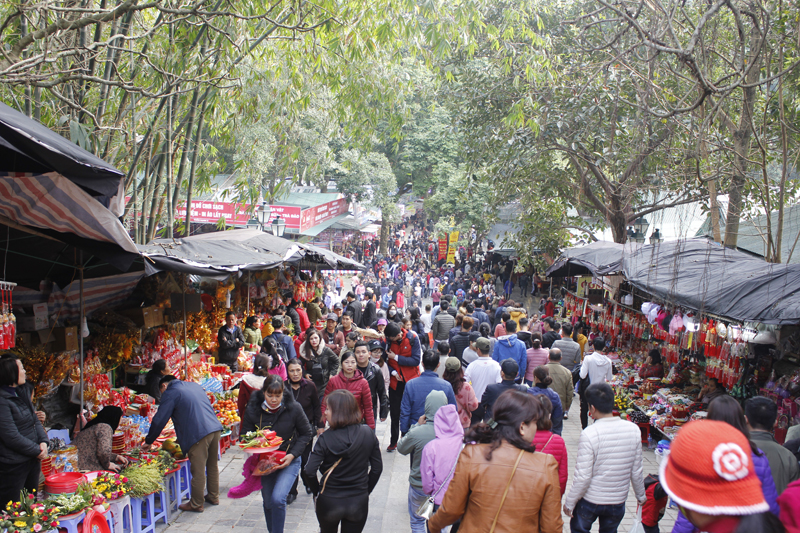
[660,419,784,533]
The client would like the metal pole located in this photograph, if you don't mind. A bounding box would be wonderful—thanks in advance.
[247,271,251,314]
[183,273,188,380]
[78,251,85,428]
[549,278,553,298]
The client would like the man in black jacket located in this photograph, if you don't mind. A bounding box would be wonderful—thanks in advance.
[345,292,363,328]
[541,318,561,349]
[481,359,526,421]
[360,291,377,329]
[217,311,245,371]
[449,316,474,365]
[354,341,389,422]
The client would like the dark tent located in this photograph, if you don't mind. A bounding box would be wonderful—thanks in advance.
[546,241,639,278]
[617,239,800,324]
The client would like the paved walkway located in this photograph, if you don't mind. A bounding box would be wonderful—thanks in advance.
[158,400,677,533]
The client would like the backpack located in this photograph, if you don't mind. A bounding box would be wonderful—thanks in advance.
[273,337,288,362]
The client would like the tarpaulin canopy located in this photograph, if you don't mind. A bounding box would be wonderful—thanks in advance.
[546,241,639,278]
[138,237,284,277]
[13,271,145,320]
[613,239,800,325]
[185,229,365,271]
[0,172,139,287]
[0,102,124,198]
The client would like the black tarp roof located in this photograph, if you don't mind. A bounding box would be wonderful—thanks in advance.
[611,239,800,324]
[139,229,365,276]
[0,102,124,198]
[546,241,639,277]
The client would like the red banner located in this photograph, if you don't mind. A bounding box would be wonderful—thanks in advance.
[264,205,303,230]
[299,198,348,233]
[175,200,252,225]
[438,237,448,260]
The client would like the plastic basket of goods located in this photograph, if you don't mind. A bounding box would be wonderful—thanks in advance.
[45,472,87,495]
[238,429,283,453]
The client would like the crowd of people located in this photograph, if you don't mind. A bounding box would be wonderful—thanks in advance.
[6,220,800,533]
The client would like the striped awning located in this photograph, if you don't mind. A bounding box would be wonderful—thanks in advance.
[13,271,144,320]
[0,172,137,254]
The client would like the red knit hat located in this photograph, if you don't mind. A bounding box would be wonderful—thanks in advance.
[659,420,768,516]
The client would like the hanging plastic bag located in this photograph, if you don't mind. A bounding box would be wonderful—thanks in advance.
[628,506,645,533]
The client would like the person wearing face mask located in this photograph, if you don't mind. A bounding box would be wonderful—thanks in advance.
[241,375,313,532]
[368,339,390,392]
[0,355,49,509]
[321,351,375,430]
[387,303,402,324]
[285,359,323,502]
[354,341,389,424]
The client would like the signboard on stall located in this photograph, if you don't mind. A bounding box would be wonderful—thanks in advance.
[264,205,303,230]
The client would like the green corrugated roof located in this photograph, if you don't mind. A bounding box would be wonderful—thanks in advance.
[274,191,342,208]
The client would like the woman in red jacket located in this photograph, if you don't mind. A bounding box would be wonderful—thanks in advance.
[321,351,375,429]
[530,394,568,495]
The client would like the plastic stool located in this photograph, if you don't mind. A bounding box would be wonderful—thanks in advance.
[130,491,168,533]
[177,459,191,502]
[105,496,132,533]
[57,511,86,533]
[164,470,181,519]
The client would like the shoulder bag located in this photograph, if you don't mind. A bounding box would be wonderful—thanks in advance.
[488,448,525,533]
[417,444,465,520]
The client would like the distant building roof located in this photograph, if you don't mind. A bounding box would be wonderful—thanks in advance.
[695,203,800,263]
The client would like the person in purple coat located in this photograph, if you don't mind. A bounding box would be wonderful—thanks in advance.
[671,395,779,533]
[420,404,464,532]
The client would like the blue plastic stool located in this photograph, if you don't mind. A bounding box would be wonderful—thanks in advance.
[105,496,132,533]
[130,491,168,533]
[56,511,85,533]
[164,470,181,519]
[177,460,191,502]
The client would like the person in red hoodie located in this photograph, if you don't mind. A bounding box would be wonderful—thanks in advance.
[321,351,375,430]
[384,322,422,451]
[531,394,568,495]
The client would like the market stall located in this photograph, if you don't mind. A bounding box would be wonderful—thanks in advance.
[551,238,800,448]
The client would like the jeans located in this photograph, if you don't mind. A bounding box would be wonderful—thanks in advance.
[408,485,428,533]
[389,382,406,446]
[580,394,589,429]
[261,456,302,533]
[570,498,626,533]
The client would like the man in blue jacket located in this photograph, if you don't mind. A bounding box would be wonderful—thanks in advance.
[266,317,297,361]
[399,350,457,434]
[492,320,528,382]
[143,376,223,512]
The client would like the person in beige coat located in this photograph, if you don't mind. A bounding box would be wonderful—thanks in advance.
[545,348,574,417]
[428,389,563,533]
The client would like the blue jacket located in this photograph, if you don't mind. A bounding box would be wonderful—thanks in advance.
[146,381,223,453]
[472,310,491,327]
[399,371,457,433]
[670,450,780,533]
[268,332,297,360]
[492,334,528,380]
[528,386,563,435]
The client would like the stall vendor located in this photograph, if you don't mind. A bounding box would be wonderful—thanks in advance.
[145,359,170,403]
[638,349,664,380]
[697,377,726,405]
[218,311,245,372]
[75,406,129,472]
[243,316,263,351]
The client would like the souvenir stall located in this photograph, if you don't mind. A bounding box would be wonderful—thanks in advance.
[553,239,800,448]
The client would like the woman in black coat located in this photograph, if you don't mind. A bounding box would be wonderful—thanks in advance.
[0,355,49,508]
[305,389,382,533]
[241,375,313,533]
[286,359,322,500]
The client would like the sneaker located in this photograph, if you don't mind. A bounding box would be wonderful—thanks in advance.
[563,414,569,420]
[386,444,397,452]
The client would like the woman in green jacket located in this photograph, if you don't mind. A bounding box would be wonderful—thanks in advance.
[244,316,263,351]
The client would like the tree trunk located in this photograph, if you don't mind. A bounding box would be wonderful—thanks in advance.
[184,99,208,236]
[379,214,390,255]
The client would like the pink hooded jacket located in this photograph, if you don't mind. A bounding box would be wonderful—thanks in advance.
[420,404,464,505]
